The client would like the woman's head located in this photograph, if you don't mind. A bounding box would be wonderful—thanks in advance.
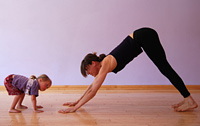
[30,74,52,91]
[81,52,106,77]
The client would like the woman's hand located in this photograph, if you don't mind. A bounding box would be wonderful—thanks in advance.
[58,107,76,114]
[63,101,78,107]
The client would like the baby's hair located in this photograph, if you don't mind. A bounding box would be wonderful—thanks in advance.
[30,74,52,82]
[30,75,37,80]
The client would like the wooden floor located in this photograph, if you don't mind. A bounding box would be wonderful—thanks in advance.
[0,89,200,126]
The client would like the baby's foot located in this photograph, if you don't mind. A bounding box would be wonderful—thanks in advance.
[174,96,198,112]
[17,105,28,109]
[9,109,21,113]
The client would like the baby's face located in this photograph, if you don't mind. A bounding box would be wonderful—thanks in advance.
[39,79,51,91]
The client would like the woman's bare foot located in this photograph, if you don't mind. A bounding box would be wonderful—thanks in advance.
[16,105,28,109]
[172,101,185,108]
[173,95,198,112]
[9,109,21,113]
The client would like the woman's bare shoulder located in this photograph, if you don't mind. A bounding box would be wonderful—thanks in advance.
[105,55,116,61]
[101,55,117,72]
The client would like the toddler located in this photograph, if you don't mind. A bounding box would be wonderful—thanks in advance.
[4,74,52,113]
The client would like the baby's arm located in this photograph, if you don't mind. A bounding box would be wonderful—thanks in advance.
[31,95,44,113]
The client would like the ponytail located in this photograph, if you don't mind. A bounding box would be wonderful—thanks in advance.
[99,54,106,62]
[30,75,37,80]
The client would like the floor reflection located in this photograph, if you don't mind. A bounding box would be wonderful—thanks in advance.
[9,112,40,126]
[176,111,198,126]
[73,108,97,125]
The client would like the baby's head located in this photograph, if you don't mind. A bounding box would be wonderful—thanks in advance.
[31,74,52,91]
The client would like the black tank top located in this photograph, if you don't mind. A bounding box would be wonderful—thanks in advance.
[109,36,143,73]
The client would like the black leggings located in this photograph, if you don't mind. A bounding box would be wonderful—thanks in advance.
[134,28,190,98]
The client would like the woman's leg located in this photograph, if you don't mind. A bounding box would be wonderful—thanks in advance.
[133,28,198,111]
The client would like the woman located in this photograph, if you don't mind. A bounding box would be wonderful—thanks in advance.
[59,27,198,113]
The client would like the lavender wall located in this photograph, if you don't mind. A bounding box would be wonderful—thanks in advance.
[0,0,200,85]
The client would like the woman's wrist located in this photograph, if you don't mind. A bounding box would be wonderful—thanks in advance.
[73,106,79,112]
[74,103,81,111]
[76,100,80,104]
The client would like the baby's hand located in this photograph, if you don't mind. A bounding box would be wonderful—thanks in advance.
[36,105,43,109]
[34,109,44,113]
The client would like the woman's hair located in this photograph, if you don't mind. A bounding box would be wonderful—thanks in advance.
[30,74,52,83]
[81,52,106,77]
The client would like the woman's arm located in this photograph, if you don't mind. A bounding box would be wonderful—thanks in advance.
[58,56,116,113]
[59,71,107,113]
[74,70,108,110]
[63,84,93,106]
[63,85,92,107]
